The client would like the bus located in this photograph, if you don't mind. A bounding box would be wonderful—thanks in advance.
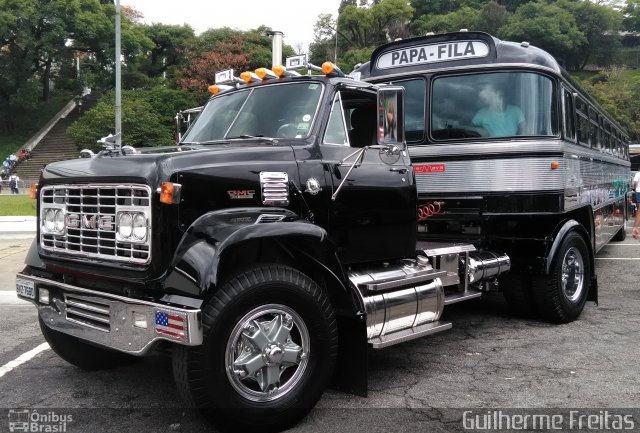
[353,31,631,322]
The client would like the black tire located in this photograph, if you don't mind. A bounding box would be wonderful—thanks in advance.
[172,264,338,433]
[39,317,139,370]
[501,273,537,318]
[612,224,626,242]
[533,231,591,323]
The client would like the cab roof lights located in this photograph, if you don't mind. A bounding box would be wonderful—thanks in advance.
[208,84,233,95]
[272,64,301,78]
[285,54,346,78]
[255,67,279,80]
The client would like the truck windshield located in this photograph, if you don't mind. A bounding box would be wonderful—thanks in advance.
[182,82,324,143]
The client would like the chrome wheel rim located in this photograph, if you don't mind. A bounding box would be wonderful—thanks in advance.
[561,246,584,302]
[225,304,310,402]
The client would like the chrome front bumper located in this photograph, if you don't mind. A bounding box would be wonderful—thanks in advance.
[16,272,203,355]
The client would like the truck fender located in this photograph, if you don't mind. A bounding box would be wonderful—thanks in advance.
[163,207,350,305]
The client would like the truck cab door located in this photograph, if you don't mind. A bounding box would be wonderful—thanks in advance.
[321,88,417,264]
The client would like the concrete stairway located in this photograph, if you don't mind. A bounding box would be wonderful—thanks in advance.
[14,107,83,182]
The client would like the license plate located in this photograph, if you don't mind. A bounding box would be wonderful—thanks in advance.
[16,278,35,299]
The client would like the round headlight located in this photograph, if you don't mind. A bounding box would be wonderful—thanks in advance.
[132,213,147,240]
[54,210,65,232]
[118,212,133,238]
[43,209,55,232]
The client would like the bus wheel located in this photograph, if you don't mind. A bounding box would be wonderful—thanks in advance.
[172,264,338,432]
[534,231,591,323]
[501,273,537,318]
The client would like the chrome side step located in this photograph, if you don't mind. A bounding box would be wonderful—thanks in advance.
[369,321,452,349]
[444,290,482,305]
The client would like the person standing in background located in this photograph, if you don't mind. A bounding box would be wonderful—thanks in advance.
[9,173,19,194]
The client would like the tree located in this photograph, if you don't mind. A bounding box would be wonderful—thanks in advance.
[411,6,481,35]
[576,68,640,140]
[624,0,640,31]
[67,87,197,149]
[477,1,511,35]
[137,24,195,80]
[499,1,586,69]
[558,0,622,69]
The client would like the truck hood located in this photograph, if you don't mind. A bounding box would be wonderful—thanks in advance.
[40,142,299,188]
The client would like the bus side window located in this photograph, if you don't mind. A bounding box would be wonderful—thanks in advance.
[575,97,589,147]
[562,89,575,141]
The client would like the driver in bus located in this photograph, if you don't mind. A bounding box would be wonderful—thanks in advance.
[472,83,524,137]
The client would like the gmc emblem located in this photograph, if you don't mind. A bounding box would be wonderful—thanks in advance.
[66,214,112,230]
[228,190,255,199]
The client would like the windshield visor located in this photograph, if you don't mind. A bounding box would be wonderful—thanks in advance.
[182,82,324,143]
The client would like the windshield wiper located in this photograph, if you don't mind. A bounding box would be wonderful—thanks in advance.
[226,134,276,143]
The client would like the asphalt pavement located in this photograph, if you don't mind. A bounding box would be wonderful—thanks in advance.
[0,232,639,433]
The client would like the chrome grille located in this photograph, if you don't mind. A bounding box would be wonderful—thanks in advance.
[260,172,289,206]
[40,184,152,264]
[65,293,111,332]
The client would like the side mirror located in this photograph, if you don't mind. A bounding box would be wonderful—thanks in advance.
[377,86,405,148]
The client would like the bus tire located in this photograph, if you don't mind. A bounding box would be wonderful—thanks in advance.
[39,316,138,370]
[501,273,537,318]
[534,231,591,323]
[172,264,338,433]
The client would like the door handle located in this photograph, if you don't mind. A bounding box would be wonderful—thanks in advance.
[390,167,407,174]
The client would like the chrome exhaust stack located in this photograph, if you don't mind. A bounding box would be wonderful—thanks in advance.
[466,251,511,284]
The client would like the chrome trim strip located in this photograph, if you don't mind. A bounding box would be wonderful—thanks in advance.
[17,272,203,355]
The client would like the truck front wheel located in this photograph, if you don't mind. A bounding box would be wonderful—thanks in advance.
[39,317,138,370]
[173,264,338,432]
[534,231,591,323]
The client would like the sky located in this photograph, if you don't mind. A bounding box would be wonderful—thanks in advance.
[123,0,342,53]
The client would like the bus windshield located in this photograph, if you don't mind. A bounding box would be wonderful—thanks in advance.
[431,72,556,140]
[182,82,324,144]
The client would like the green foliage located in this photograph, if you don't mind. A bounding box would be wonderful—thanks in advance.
[499,1,586,65]
[0,195,36,216]
[340,47,376,72]
[411,6,481,35]
[574,68,640,141]
[67,88,197,150]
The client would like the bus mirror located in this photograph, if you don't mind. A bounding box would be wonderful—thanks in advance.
[377,86,405,148]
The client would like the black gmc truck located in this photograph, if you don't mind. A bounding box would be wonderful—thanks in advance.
[17,60,518,431]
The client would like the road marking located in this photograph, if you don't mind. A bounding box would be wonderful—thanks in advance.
[0,343,50,379]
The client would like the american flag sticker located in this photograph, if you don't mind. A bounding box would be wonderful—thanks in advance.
[155,310,187,340]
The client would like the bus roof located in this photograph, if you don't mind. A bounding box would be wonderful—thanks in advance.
[355,31,561,80]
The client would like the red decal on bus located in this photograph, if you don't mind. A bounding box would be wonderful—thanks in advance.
[414,164,445,173]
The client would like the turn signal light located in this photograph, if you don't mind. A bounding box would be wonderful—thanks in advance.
[550,161,560,170]
[160,182,182,205]
[322,62,335,75]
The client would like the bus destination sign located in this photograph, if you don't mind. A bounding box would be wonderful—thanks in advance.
[376,40,489,69]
